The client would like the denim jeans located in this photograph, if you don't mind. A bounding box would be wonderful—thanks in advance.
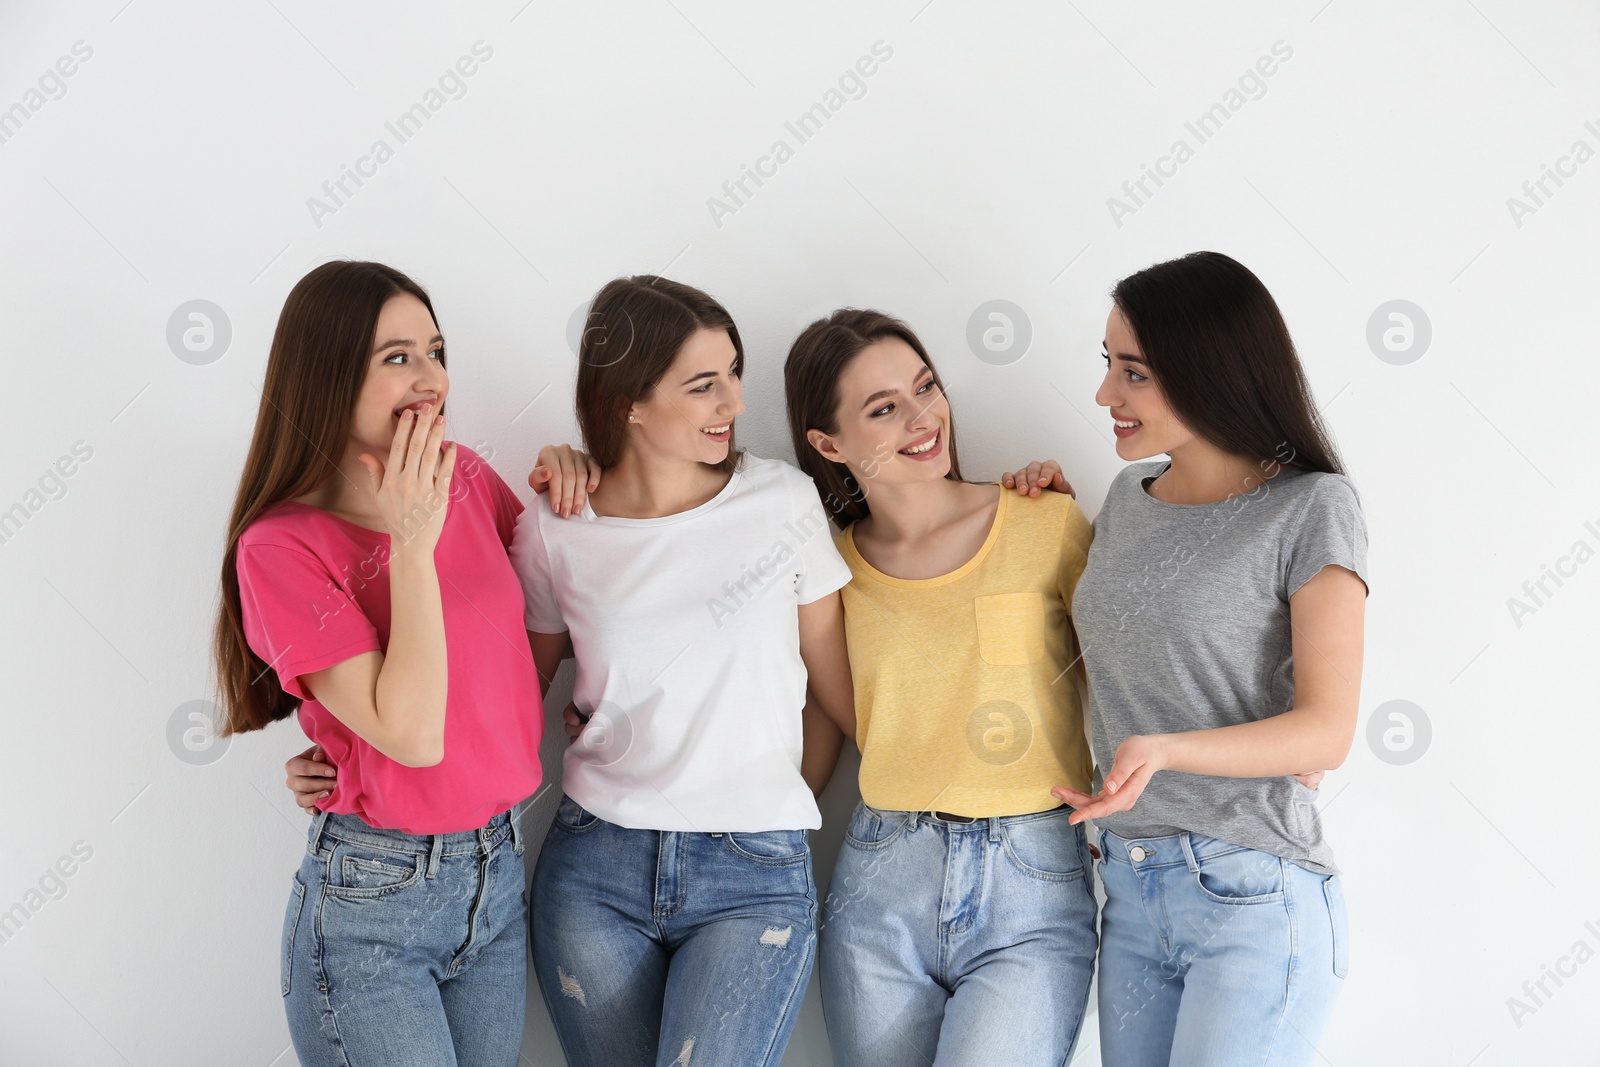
[528,794,818,1067]
[1096,827,1348,1067]
[818,802,1099,1067]
[282,807,529,1067]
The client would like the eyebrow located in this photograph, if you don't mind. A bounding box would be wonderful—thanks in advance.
[681,357,740,386]
[1101,342,1146,366]
[861,367,934,410]
[373,334,444,353]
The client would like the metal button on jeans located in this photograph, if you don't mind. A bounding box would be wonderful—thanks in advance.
[1128,845,1150,861]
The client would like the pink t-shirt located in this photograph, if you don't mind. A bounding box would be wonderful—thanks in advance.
[235,444,543,834]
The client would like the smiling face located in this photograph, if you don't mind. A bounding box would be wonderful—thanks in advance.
[349,292,449,459]
[1096,305,1194,461]
[807,335,952,487]
[626,326,744,466]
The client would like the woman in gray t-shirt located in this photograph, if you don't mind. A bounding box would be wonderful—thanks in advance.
[1052,251,1369,1067]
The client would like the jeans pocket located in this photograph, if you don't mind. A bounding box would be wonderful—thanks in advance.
[724,829,809,866]
[281,875,306,997]
[1191,845,1286,905]
[1000,810,1087,882]
[324,845,424,899]
[552,794,602,835]
[1323,874,1349,978]
[841,803,906,852]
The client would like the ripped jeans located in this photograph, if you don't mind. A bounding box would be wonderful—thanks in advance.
[529,794,817,1067]
[282,807,529,1067]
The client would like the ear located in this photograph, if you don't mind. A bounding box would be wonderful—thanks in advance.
[806,428,843,462]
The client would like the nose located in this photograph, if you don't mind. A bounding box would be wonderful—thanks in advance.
[722,376,744,418]
[1094,368,1116,409]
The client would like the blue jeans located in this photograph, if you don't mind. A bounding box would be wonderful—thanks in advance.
[1096,827,1348,1067]
[818,802,1099,1067]
[529,794,818,1067]
[282,808,529,1067]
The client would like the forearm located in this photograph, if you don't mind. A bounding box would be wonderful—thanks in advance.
[374,550,449,762]
[801,697,845,797]
[1158,705,1354,779]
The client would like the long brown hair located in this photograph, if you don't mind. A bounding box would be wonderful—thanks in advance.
[784,309,964,529]
[575,275,743,472]
[1112,251,1345,475]
[214,261,439,735]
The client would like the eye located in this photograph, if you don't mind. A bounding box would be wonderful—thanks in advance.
[869,402,894,418]
[429,345,446,363]
[915,378,935,395]
[692,380,716,394]
[383,350,407,365]
[1125,368,1147,383]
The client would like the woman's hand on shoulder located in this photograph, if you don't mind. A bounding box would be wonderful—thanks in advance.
[529,444,602,518]
[1000,459,1074,499]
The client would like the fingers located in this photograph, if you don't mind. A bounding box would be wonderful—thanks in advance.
[529,464,551,493]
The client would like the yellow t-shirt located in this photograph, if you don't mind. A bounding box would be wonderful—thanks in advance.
[837,488,1094,817]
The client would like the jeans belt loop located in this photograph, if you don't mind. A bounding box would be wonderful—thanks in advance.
[987,816,1001,844]
[307,809,331,857]
[426,833,443,879]
[1179,832,1201,873]
[509,807,525,855]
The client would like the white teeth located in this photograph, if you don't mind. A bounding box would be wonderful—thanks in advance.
[702,425,730,434]
[1114,420,1141,428]
[900,433,938,455]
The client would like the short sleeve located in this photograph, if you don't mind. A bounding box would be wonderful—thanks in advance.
[1055,496,1095,610]
[235,541,382,702]
[788,467,853,604]
[1285,475,1370,599]
[508,507,565,632]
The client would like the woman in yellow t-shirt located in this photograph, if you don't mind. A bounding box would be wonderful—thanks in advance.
[784,308,1097,1067]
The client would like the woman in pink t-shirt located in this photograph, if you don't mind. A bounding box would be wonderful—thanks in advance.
[215,260,580,1067]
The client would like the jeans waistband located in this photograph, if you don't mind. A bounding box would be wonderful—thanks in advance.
[873,803,1072,839]
[307,806,525,868]
[1098,827,1259,871]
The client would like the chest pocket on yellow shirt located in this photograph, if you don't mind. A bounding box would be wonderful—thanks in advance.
[974,592,1047,665]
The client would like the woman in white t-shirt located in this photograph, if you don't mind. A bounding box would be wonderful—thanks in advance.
[511,275,856,1067]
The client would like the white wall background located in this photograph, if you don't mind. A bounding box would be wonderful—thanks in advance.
[2,1,1597,1064]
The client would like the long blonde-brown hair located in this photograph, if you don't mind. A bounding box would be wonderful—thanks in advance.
[213,261,439,735]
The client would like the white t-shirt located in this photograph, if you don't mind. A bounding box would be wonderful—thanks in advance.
[509,452,852,832]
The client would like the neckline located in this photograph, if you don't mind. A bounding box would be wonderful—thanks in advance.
[843,485,1008,588]
[279,500,390,537]
[579,464,744,527]
[1137,460,1294,510]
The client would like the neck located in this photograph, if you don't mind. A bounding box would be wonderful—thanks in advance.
[602,446,726,517]
[1154,440,1274,505]
[855,474,970,542]
[300,441,386,521]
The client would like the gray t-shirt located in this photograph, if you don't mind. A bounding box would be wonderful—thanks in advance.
[1072,459,1369,874]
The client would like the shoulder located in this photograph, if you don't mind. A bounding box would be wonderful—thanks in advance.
[1278,468,1364,519]
[736,452,821,504]
[237,504,320,555]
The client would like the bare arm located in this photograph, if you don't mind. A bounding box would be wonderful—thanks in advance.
[527,630,573,699]
[1055,564,1366,822]
[801,696,845,797]
[798,590,856,741]
[298,408,457,768]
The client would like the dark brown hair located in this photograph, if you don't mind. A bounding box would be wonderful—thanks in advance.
[1112,251,1344,476]
[575,275,743,472]
[214,261,439,735]
[784,309,964,529]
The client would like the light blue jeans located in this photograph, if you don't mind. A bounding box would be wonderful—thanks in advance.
[528,794,818,1067]
[1096,827,1348,1067]
[818,802,1099,1067]
[282,807,529,1067]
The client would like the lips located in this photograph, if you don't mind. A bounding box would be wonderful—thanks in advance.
[393,399,437,419]
[898,429,944,461]
[701,422,732,441]
[1112,417,1141,439]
